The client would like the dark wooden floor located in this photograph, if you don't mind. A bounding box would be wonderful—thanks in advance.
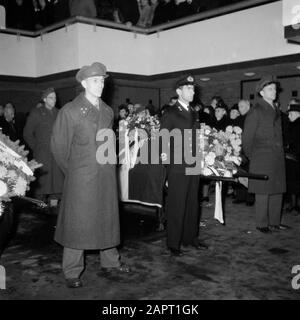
[0,195,300,300]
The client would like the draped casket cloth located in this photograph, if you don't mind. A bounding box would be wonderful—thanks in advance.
[119,130,165,207]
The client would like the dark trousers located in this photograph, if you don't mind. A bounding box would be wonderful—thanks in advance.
[62,247,120,279]
[255,193,283,228]
[165,168,200,250]
[0,204,14,257]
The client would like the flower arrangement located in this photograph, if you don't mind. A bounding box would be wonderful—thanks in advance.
[118,110,160,169]
[0,131,42,216]
[120,110,160,142]
[199,124,242,177]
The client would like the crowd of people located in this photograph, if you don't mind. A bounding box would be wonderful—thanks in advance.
[1,66,299,286]
[0,0,240,31]
[115,81,300,223]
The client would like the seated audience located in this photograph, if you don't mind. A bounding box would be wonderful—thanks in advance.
[69,0,97,18]
[174,0,196,20]
[152,0,176,25]
[95,0,116,21]
[115,0,140,25]
[53,0,69,23]
[6,0,35,30]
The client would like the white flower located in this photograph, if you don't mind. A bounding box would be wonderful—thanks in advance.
[232,156,241,165]
[224,155,231,162]
[235,138,242,146]
[7,170,17,179]
[233,126,242,134]
[14,177,27,196]
[226,126,233,133]
[205,153,215,166]
[0,180,8,197]
[203,167,212,176]
[0,166,8,177]
[226,146,232,153]
[224,170,232,177]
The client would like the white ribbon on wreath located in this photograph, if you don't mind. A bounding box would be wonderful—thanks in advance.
[118,129,145,201]
[0,141,33,176]
[206,166,224,224]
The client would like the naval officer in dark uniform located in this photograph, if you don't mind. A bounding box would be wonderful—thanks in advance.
[160,75,208,256]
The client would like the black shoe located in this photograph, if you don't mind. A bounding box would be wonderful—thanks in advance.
[256,227,272,234]
[285,206,294,213]
[168,247,184,256]
[269,224,291,231]
[268,225,280,232]
[101,263,131,273]
[182,240,209,251]
[65,278,83,288]
[193,240,209,250]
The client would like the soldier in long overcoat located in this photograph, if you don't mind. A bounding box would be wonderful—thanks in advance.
[23,88,64,202]
[242,75,287,233]
[50,62,129,289]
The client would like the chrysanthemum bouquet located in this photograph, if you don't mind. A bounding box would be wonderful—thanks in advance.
[121,110,160,142]
[0,131,42,216]
[199,124,242,177]
[118,110,160,169]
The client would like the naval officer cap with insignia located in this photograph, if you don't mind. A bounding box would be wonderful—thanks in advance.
[175,75,197,105]
[175,75,196,90]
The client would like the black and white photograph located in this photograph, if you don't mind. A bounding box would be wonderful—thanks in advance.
[0,0,300,306]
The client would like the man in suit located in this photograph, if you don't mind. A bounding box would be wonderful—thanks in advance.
[160,75,208,256]
[242,75,288,234]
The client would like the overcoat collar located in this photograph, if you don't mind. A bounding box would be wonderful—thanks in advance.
[39,105,58,116]
[259,98,276,112]
[76,92,111,129]
[258,97,280,120]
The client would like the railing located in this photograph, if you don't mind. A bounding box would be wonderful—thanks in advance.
[0,0,278,38]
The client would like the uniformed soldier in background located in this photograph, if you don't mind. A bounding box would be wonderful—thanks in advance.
[23,88,63,207]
